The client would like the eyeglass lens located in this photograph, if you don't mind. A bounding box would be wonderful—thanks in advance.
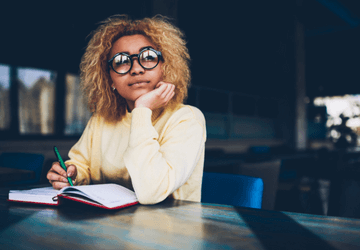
[112,49,159,74]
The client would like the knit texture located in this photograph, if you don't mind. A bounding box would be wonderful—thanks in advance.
[66,104,206,204]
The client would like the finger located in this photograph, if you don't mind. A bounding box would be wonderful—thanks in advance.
[52,181,71,190]
[165,91,175,105]
[156,81,168,89]
[47,171,69,183]
[158,83,171,97]
[156,81,170,88]
[49,162,67,177]
[162,84,174,99]
[159,82,169,91]
[155,82,163,88]
[163,85,175,101]
[169,84,175,96]
[66,165,77,179]
[50,162,68,178]
[154,84,168,96]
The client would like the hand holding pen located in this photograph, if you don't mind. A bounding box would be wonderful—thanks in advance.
[47,146,77,190]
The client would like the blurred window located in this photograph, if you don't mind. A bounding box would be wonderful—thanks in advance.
[64,74,91,135]
[17,67,56,134]
[315,95,360,145]
[0,64,11,130]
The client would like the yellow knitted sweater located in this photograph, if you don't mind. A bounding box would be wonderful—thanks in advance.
[65,104,206,204]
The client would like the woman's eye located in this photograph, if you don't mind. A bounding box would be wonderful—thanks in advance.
[141,51,157,61]
[143,55,156,61]
[114,55,130,65]
[116,60,128,66]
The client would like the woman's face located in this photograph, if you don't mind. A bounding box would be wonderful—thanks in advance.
[109,34,163,110]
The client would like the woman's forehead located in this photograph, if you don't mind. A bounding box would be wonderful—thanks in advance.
[111,34,155,54]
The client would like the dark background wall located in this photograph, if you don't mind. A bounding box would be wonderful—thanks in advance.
[1,1,296,98]
[2,1,359,98]
[1,0,360,147]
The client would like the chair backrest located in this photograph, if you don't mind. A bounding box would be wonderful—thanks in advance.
[236,160,281,210]
[0,152,45,185]
[201,172,264,209]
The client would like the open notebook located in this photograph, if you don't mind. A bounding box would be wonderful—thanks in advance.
[8,184,139,210]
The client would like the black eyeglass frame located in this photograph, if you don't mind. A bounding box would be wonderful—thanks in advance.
[108,47,163,75]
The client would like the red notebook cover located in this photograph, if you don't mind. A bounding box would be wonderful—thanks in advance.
[8,184,139,210]
[8,196,139,209]
[57,194,139,210]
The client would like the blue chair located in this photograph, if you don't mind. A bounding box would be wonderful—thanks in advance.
[201,172,264,209]
[0,152,45,185]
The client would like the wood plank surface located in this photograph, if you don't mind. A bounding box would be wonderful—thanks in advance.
[1,194,360,249]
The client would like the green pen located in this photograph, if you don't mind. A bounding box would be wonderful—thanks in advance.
[53,146,74,186]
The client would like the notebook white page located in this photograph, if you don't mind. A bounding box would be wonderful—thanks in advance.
[9,187,59,204]
[60,183,138,208]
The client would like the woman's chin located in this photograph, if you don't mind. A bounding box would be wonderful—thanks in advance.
[127,91,151,103]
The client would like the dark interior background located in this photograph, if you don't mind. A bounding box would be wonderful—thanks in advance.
[1,0,359,100]
[1,0,360,218]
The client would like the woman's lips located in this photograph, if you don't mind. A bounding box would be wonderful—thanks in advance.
[129,81,150,86]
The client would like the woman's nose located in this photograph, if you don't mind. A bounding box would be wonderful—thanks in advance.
[130,58,144,75]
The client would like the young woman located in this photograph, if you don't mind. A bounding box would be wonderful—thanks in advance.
[47,15,206,204]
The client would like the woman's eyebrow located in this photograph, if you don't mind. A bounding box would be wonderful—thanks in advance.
[139,46,154,51]
[139,45,153,51]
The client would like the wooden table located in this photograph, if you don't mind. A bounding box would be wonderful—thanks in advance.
[1,190,359,250]
[0,166,35,183]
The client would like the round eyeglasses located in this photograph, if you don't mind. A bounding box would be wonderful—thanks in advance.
[108,47,163,74]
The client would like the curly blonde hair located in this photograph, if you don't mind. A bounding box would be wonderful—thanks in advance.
[80,14,191,123]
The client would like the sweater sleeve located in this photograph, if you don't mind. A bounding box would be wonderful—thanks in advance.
[123,107,206,204]
[65,116,95,185]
